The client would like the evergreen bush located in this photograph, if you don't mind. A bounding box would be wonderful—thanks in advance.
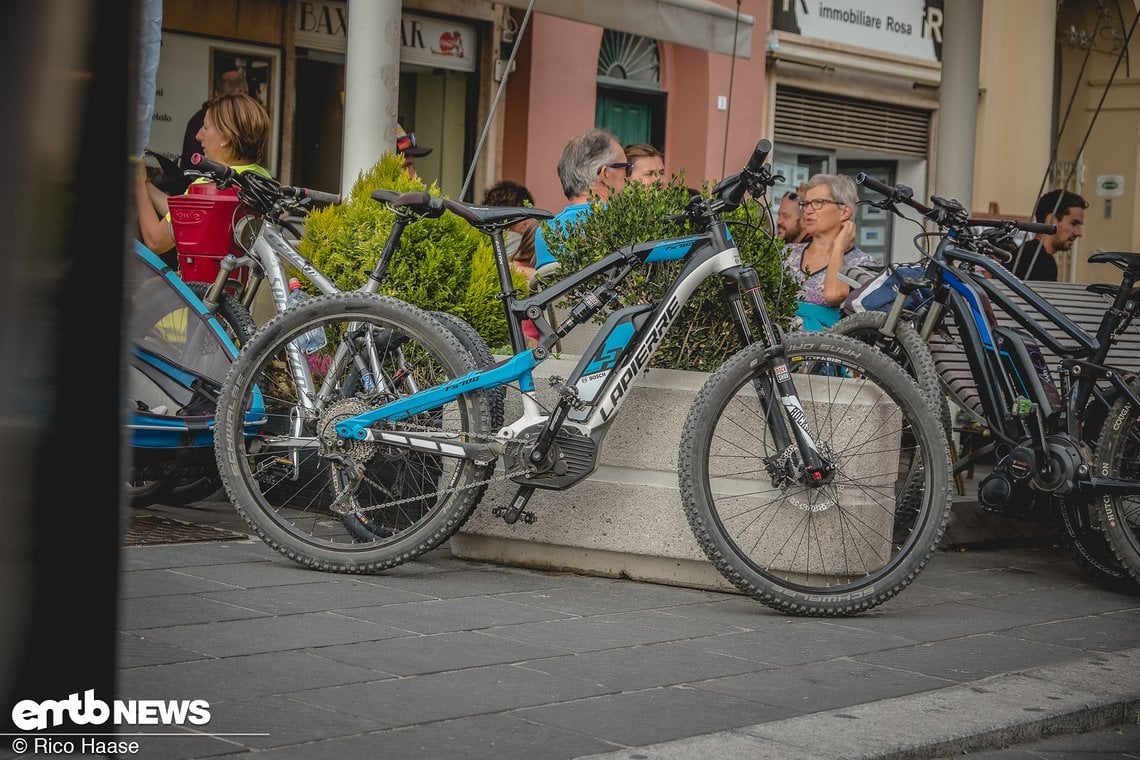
[540,175,800,371]
[298,153,527,347]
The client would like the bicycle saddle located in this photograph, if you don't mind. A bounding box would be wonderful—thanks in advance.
[1089,251,1140,277]
[441,197,555,230]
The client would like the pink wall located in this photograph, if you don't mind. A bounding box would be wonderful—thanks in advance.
[507,1,768,211]
[519,16,604,212]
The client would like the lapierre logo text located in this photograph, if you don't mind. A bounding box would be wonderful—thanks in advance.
[12,690,211,730]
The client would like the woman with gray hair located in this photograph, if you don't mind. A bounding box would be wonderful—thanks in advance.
[783,173,877,330]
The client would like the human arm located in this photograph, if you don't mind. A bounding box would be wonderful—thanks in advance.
[818,219,858,307]
[135,161,176,252]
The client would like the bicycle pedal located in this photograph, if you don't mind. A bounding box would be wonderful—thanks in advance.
[548,375,585,411]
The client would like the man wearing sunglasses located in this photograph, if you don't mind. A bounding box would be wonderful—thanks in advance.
[395,122,432,178]
[776,187,809,245]
[533,127,630,274]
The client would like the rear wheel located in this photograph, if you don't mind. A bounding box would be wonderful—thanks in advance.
[679,333,952,616]
[213,292,494,573]
[829,311,951,439]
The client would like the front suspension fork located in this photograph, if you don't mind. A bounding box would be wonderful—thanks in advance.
[728,269,830,479]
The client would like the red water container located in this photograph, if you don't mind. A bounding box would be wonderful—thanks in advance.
[167,183,250,287]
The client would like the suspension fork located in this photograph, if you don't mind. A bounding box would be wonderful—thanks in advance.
[731,268,828,476]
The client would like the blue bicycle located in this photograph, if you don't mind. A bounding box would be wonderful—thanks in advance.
[212,140,951,616]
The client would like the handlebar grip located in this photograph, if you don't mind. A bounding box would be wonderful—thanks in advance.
[725,139,773,207]
[189,153,235,181]
[855,172,894,197]
[305,188,340,205]
[1018,221,1056,235]
[745,138,772,173]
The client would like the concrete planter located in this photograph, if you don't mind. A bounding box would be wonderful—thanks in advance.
[450,358,735,591]
[450,355,1046,592]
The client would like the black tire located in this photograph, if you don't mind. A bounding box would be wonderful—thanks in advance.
[678,333,952,616]
[428,310,505,430]
[832,312,1136,591]
[1093,383,1140,586]
[127,479,165,508]
[1053,392,1138,593]
[213,292,493,573]
[829,311,952,440]
[185,281,257,346]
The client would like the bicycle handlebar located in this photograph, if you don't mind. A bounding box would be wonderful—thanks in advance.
[854,172,1055,235]
[189,153,341,209]
[723,139,772,207]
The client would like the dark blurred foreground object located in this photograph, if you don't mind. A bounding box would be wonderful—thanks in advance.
[0,0,131,731]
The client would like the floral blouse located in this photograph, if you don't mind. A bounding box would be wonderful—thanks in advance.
[785,242,879,306]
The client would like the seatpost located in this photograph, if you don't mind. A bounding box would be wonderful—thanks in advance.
[364,215,411,293]
[487,225,530,354]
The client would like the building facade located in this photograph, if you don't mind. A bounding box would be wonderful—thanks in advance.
[148,0,1140,280]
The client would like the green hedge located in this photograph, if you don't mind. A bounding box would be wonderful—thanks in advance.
[540,175,800,371]
[298,153,526,347]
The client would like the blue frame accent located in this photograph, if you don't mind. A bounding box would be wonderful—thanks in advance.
[336,350,540,439]
[943,269,996,349]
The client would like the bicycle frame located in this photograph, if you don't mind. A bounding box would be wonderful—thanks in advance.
[330,216,825,481]
[914,236,1140,496]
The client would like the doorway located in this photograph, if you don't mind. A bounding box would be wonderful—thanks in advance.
[293,55,344,193]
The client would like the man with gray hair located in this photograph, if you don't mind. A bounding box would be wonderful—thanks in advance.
[533,127,630,272]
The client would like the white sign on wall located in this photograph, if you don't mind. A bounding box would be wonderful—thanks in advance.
[772,0,944,62]
[296,1,476,73]
[149,33,282,172]
[1097,175,1125,196]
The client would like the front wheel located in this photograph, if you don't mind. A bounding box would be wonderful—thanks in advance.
[678,333,952,616]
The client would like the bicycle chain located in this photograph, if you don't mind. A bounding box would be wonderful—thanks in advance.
[325,412,522,518]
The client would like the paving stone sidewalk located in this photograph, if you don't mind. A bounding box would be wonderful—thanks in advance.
[107,499,1140,760]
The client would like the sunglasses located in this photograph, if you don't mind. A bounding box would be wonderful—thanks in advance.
[600,161,633,178]
[798,198,844,211]
[396,131,418,152]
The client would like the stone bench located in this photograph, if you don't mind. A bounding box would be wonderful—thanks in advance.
[451,356,905,592]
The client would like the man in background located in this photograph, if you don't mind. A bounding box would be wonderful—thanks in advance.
[776,187,809,244]
[532,128,629,274]
[396,122,432,178]
[1010,189,1088,281]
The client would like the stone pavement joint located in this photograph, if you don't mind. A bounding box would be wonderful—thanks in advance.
[571,648,1140,760]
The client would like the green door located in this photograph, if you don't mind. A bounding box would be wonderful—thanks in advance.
[596,92,653,147]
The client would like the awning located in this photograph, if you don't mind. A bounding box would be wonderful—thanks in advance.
[498,0,753,58]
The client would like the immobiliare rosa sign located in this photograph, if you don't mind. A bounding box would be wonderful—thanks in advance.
[772,0,945,61]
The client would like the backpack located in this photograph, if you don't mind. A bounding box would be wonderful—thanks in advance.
[843,263,933,315]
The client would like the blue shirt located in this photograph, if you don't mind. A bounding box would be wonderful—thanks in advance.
[533,202,593,269]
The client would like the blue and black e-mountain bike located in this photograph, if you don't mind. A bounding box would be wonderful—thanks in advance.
[213,140,951,617]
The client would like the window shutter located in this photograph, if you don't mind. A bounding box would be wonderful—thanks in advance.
[774,86,930,157]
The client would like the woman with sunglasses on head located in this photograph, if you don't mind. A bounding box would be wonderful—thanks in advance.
[136,92,271,259]
[783,173,877,330]
[532,128,630,277]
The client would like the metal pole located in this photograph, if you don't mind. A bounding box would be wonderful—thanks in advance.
[341,0,402,197]
[934,0,983,212]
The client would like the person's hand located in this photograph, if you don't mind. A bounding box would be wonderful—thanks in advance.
[836,219,856,254]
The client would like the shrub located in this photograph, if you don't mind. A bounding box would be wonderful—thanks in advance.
[298,153,527,347]
[540,174,800,371]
